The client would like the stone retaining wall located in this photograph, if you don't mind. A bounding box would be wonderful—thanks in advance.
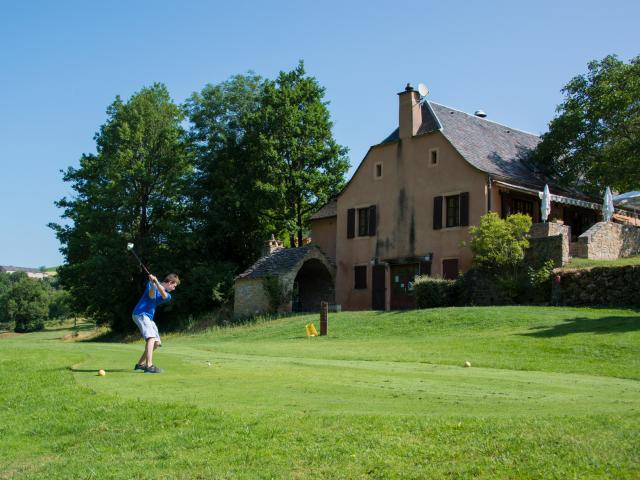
[578,222,640,260]
[553,265,640,307]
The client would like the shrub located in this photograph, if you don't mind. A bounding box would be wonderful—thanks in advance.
[469,212,532,272]
[262,276,292,313]
[523,259,555,304]
[414,275,456,308]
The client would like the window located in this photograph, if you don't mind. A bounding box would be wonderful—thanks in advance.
[348,205,377,238]
[446,195,460,227]
[512,198,533,217]
[354,265,367,289]
[428,148,439,167]
[358,208,370,236]
[374,162,383,179]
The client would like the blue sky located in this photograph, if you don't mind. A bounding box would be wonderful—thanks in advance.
[1,0,638,267]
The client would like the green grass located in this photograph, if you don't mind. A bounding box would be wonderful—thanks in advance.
[1,306,639,478]
[564,255,640,269]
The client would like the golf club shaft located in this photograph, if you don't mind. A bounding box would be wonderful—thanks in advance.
[130,249,151,275]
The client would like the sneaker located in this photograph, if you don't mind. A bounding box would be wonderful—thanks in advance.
[134,363,146,371]
[144,365,162,374]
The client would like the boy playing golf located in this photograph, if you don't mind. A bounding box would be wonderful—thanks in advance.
[132,273,180,373]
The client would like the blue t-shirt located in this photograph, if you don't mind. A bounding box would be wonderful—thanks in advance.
[133,281,172,319]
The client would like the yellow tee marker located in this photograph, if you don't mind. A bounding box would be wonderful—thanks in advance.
[305,322,319,337]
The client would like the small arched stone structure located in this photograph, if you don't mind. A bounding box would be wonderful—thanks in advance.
[234,244,335,317]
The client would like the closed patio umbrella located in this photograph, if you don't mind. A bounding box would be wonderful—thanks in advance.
[540,184,551,222]
[603,186,615,222]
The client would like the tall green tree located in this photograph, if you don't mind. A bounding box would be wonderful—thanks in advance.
[185,73,270,269]
[245,61,350,247]
[532,55,640,194]
[50,84,193,330]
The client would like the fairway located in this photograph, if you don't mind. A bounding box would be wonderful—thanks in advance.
[2,306,639,478]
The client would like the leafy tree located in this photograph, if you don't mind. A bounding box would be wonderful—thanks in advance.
[469,212,532,271]
[48,289,73,320]
[0,276,50,332]
[0,272,10,298]
[244,61,350,247]
[50,84,193,331]
[532,55,640,194]
[185,73,271,268]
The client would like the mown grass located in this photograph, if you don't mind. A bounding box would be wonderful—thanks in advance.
[564,255,640,269]
[1,306,639,478]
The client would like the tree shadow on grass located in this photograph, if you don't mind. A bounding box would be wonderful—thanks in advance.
[46,323,95,333]
[521,315,640,337]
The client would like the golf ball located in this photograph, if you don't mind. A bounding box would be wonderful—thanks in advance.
[464,361,471,368]
[98,369,106,376]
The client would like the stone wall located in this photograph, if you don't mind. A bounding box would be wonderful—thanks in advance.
[233,278,270,317]
[528,222,570,267]
[578,222,640,260]
[553,265,640,307]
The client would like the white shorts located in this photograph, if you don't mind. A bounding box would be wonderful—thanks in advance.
[132,313,162,345]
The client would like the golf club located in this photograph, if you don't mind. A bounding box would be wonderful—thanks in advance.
[126,242,151,275]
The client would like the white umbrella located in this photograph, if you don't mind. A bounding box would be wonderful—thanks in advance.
[613,191,640,208]
[602,186,615,222]
[540,184,551,222]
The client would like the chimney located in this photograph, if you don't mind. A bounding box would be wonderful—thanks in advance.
[264,235,284,255]
[398,83,422,139]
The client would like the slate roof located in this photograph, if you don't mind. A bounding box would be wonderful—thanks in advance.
[378,101,591,199]
[236,244,331,280]
[310,198,337,220]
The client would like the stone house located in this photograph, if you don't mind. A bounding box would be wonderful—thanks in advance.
[234,84,639,315]
[309,84,606,311]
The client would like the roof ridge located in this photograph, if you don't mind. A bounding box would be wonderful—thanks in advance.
[428,101,541,138]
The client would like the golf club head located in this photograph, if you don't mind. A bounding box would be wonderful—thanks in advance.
[127,242,134,251]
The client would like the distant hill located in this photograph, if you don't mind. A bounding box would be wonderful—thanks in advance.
[0,266,57,278]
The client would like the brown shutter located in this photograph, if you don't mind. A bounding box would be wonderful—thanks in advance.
[433,196,443,230]
[460,192,469,226]
[347,208,355,238]
[368,205,377,236]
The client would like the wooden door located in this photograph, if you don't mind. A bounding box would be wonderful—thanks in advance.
[390,263,419,310]
[442,259,459,280]
[372,265,386,310]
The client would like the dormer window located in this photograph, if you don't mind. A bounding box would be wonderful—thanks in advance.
[374,162,383,179]
[428,148,439,167]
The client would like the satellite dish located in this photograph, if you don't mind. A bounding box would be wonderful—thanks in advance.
[418,83,429,97]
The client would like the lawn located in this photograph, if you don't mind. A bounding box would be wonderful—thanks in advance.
[563,255,640,269]
[1,306,639,478]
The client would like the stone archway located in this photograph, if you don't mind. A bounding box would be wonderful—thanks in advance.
[234,244,336,317]
[291,258,335,312]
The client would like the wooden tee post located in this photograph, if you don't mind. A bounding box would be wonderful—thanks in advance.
[320,301,328,336]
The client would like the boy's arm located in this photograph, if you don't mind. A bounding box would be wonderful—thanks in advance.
[149,274,168,300]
